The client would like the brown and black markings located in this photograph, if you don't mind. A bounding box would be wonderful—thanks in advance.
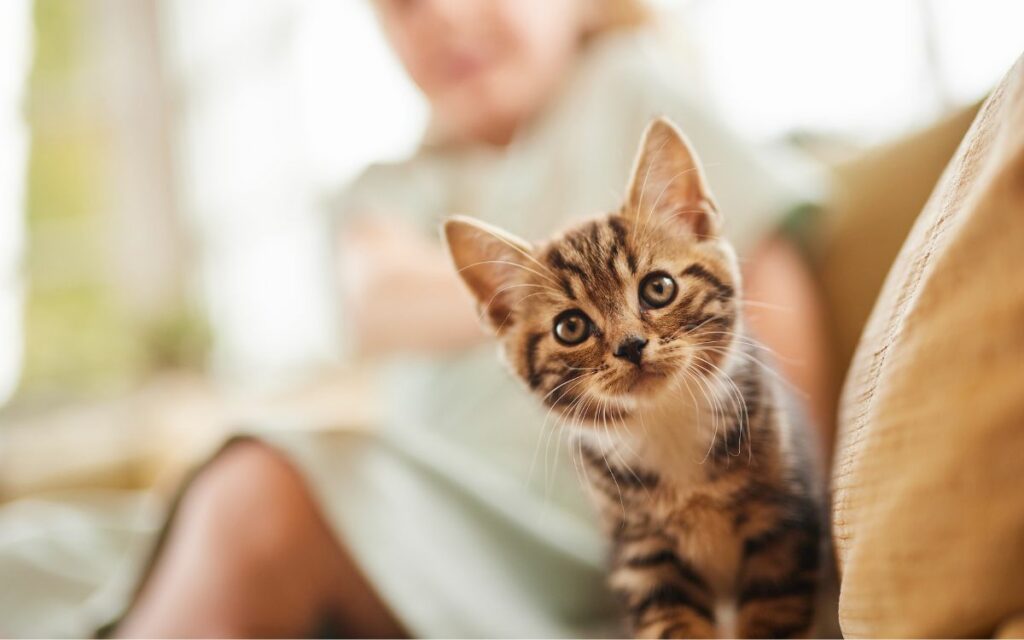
[444,117,824,638]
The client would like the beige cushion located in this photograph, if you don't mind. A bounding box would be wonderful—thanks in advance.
[833,53,1024,638]
[818,100,979,391]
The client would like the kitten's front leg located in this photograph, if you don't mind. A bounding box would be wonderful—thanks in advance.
[735,513,820,639]
[610,539,718,639]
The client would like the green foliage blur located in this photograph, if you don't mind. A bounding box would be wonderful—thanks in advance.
[19,0,209,406]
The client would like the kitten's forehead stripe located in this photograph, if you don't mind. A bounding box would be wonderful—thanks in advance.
[524,331,545,389]
[544,215,638,317]
[607,216,638,275]
[680,263,735,300]
[547,247,588,282]
[558,275,577,300]
[546,248,580,299]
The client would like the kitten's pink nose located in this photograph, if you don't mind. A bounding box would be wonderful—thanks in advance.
[614,336,648,366]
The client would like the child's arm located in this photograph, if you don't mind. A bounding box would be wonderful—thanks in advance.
[338,219,487,357]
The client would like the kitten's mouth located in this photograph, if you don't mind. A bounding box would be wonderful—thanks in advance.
[611,365,672,397]
[628,370,667,393]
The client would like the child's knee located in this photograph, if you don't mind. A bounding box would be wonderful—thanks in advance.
[179,440,318,554]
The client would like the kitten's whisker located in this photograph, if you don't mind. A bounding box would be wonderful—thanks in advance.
[694,354,750,459]
[739,298,792,312]
[607,401,654,501]
[660,311,726,343]
[549,388,592,496]
[558,390,599,495]
[567,432,588,495]
[458,259,562,288]
[468,226,560,281]
[699,343,803,399]
[697,331,804,367]
[636,135,672,239]
[641,203,714,245]
[695,346,760,460]
[541,372,594,405]
[696,330,781,355]
[480,289,551,331]
[677,356,724,464]
[641,166,700,239]
[526,418,557,489]
[596,406,628,517]
[669,371,705,460]
[531,372,597,490]
[488,282,560,305]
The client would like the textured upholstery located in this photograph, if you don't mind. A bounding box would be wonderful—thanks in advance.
[833,53,1024,638]
[818,101,980,389]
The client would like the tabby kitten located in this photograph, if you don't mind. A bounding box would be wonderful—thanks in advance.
[443,118,822,639]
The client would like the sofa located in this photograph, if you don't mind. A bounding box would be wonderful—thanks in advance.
[821,53,1024,637]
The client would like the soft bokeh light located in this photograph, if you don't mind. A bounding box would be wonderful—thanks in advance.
[0,0,31,405]
[684,0,1024,142]
[2,0,1022,400]
[160,0,428,387]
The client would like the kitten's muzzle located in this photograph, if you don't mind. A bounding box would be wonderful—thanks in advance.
[614,336,648,366]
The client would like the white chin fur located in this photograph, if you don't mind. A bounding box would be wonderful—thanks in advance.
[569,421,632,452]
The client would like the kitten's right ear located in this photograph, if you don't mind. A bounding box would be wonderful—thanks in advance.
[443,215,534,334]
[625,117,720,239]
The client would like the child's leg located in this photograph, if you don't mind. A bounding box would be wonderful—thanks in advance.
[115,440,405,638]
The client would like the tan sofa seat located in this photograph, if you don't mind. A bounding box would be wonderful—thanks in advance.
[833,53,1024,638]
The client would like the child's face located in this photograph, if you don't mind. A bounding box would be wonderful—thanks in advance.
[377,0,586,145]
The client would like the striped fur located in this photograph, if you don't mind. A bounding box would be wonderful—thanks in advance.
[444,118,822,638]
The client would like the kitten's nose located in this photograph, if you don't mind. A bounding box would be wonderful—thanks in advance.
[614,336,648,366]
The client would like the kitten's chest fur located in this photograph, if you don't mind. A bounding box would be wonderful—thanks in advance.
[572,346,820,638]
[577,380,780,573]
[577,347,792,523]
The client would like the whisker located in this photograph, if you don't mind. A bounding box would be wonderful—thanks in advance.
[529,371,597,489]
[698,343,803,398]
[739,298,792,312]
[458,259,562,288]
[468,225,560,280]
[597,412,628,517]
[636,134,672,240]
[606,400,654,501]
[481,290,551,332]
[693,354,750,459]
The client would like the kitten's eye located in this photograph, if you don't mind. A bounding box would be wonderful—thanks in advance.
[553,310,592,346]
[639,272,677,308]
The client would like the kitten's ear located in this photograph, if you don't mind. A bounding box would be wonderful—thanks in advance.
[443,215,535,334]
[625,117,720,238]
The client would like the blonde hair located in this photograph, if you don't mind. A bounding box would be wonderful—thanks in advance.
[584,0,650,40]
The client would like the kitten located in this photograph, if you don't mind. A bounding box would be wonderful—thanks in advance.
[443,118,823,639]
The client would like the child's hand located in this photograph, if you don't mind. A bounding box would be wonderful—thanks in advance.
[338,218,484,357]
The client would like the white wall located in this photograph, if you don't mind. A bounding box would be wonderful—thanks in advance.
[161,0,427,389]
[682,0,1024,143]
[0,0,32,406]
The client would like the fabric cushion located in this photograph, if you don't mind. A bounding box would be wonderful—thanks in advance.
[833,53,1024,638]
[818,101,979,393]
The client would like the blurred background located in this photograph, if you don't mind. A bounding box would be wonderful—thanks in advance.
[1,0,1022,498]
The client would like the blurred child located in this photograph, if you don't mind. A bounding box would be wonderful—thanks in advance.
[116,0,831,636]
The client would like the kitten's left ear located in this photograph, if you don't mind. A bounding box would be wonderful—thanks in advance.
[443,215,535,334]
[625,117,720,239]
